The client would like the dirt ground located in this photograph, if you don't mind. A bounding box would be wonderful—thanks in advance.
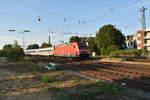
[0,57,52,100]
[0,57,150,100]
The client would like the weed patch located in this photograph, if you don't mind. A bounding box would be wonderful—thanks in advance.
[55,95,71,100]
[2,61,46,73]
[40,75,57,83]
[76,82,123,100]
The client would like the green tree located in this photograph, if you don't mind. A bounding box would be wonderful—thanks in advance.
[2,41,24,61]
[41,42,52,48]
[27,44,39,50]
[13,40,21,48]
[69,36,81,42]
[95,24,125,55]
[80,37,88,42]
[87,37,98,54]
[2,44,13,56]
[3,44,12,51]
[0,50,3,56]
[7,47,24,61]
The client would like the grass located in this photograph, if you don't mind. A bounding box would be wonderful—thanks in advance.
[40,75,56,83]
[38,71,67,83]
[55,95,71,100]
[39,72,65,83]
[2,59,145,100]
[50,80,125,100]
[31,68,150,99]
[35,70,126,100]
[77,82,124,100]
[109,49,142,58]
[2,61,47,73]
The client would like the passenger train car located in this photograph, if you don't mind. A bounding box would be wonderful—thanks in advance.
[26,47,54,56]
[26,42,89,58]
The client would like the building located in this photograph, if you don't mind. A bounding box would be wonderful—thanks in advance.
[125,34,137,49]
[137,29,150,51]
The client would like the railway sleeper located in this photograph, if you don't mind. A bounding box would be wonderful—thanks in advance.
[79,64,144,78]
[92,65,150,77]
[97,68,140,78]
[80,70,121,82]
[109,67,150,77]
[97,70,127,79]
[88,64,150,77]
[80,70,150,91]
[111,63,150,70]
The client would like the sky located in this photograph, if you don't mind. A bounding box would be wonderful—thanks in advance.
[0,0,150,49]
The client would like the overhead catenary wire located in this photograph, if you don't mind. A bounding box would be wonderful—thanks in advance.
[71,0,150,36]
[86,0,141,24]
[70,0,143,33]
[118,19,140,26]
[118,1,150,28]
[15,0,58,16]
[15,0,141,31]
[15,0,82,23]
[14,0,149,25]
[14,0,150,39]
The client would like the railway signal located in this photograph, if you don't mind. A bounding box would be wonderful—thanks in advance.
[38,16,41,21]
[8,30,16,32]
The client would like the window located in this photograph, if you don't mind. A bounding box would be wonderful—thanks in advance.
[137,40,141,44]
[137,34,141,37]
[147,47,150,51]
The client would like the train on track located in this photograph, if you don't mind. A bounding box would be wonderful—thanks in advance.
[26,42,89,58]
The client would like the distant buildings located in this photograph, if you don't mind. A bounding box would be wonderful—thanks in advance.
[137,29,150,51]
[125,34,137,49]
[124,29,150,51]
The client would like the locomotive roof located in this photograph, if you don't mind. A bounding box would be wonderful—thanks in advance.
[26,47,54,51]
[56,42,72,46]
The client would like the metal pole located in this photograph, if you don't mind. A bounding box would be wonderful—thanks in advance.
[19,31,25,51]
[8,30,30,52]
[23,32,25,51]
[140,7,147,30]
[48,28,54,45]
[22,30,30,51]
[49,34,50,45]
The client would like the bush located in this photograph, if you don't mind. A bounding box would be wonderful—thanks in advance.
[6,48,24,61]
[105,45,120,55]
[2,42,24,61]
[142,50,150,58]
[0,50,7,57]
[109,49,142,58]
[0,50,2,56]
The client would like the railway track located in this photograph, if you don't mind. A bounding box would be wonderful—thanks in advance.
[110,62,150,70]
[63,62,150,92]
[28,56,150,91]
[80,70,150,91]
[89,64,150,77]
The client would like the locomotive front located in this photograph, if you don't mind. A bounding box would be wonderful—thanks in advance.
[77,42,89,58]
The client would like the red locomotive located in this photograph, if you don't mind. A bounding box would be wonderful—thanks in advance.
[54,42,89,58]
[26,42,89,58]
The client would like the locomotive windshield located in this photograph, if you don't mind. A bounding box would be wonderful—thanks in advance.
[78,43,88,49]
[79,45,87,48]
